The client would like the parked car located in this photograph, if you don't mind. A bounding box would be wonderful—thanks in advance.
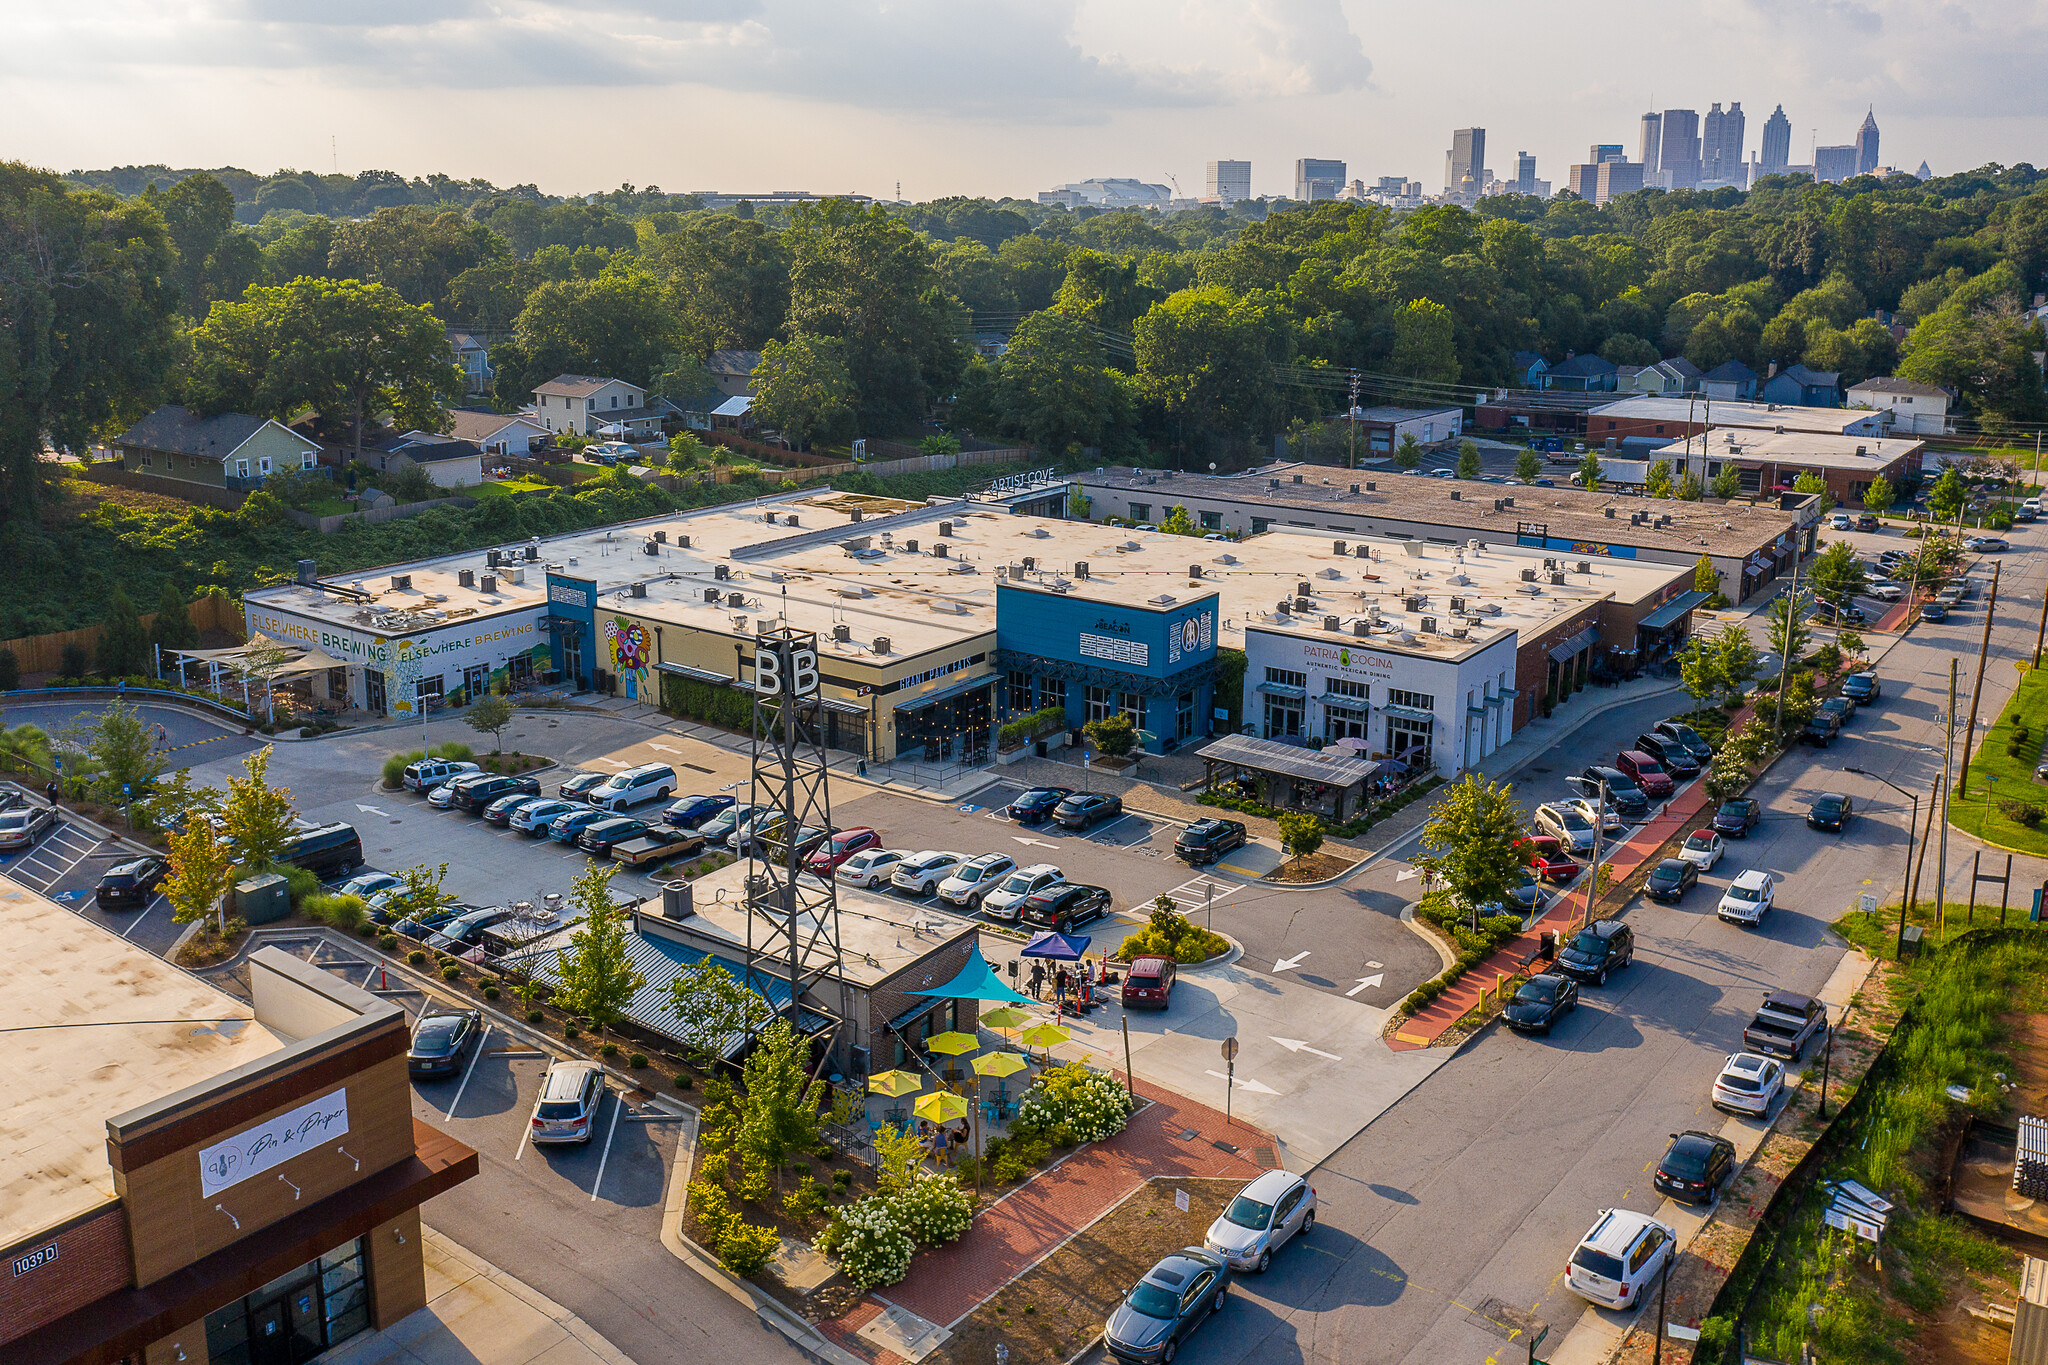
[1007,786,1074,824]
[697,803,758,845]
[1565,1208,1675,1310]
[1174,818,1246,866]
[1828,511,1851,530]
[804,828,883,875]
[1867,583,1905,603]
[1533,802,1596,853]
[1554,918,1634,986]
[982,864,1063,922]
[1564,797,1626,837]
[95,855,170,910]
[389,902,470,937]
[511,798,578,835]
[1643,857,1699,903]
[1571,767,1649,821]
[407,1007,484,1079]
[890,851,965,897]
[1120,956,1177,1010]
[1967,536,2009,552]
[1856,513,1879,531]
[453,774,541,814]
[1841,672,1881,703]
[1742,991,1826,1058]
[937,852,1019,910]
[1019,882,1113,932]
[1713,797,1762,838]
[611,827,710,868]
[429,772,494,809]
[1711,1052,1785,1116]
[548,807,613,843]
[1921,600,1949,621]
[530,1060,606,1145]
[1651,720,1716,764]
[588,763,675,811]
[1103,1248,1230,1364]
[483,793,551,828]
[1814,601,1866,625]
[1631,733,1701,778]
[1054,792,1124,830]
[402,758,479,792]
[336,871,403,901]
[577,817,650,856]
[278,822,364,878]
[1613,750,1675,799]
[835,847,909,889]
[1807,792,1855,833]
[1503,973,1580,1035]
[664,794,736,830]
[557,771,610,802]
[1817,696,1854,727]
[1802,713,1841,747]
[421,905,515,954]
[1676,829,1724,872]
[1525,835,1580,883]
[1718,869,1776,926]
[1654,1131,1737,1206]
[1201,1169,1316,1273]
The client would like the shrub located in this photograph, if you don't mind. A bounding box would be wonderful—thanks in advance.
[716,1219,780,1276]
[815,1197,914,1289]
[564,1022,580,1040]
[483,985,500,1000]
[1998,798,2045,828]
[832,1169,854,1189]
[675,1071,694,1089]
[1014,1062,1131,1143]
[600,1042,618,1058]
[442,964,462,981]
[281,865,321,905]
[688,1178,736,1243]
[628,1052,648,1068]
[891,1173,974,1244]
[408,950,427,966]
[783,1176,828,1221]
[529,1009,545,1024]
[379,934,398,951]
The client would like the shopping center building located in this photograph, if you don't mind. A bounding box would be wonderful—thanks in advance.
[0,886,475,1365]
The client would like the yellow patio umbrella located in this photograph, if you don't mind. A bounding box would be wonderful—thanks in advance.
[913,1092,970,1123]
[972,1051,1029,1078]
[1019,1022,1071,1050]
[868,1069,923,1097]
[924,1031,980,1056]
[979,1005,1031,1030]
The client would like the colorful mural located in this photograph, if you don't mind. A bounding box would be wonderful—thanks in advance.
[603,617,652,700]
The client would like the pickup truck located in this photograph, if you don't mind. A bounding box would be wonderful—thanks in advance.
[610,827,711,868]
[1741,991,1826,1059]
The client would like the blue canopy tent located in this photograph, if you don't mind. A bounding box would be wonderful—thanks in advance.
[906,946,1033,1004]
[1020,931,1091,960]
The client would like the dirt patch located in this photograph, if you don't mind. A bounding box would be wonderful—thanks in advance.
[176,919,251,968]
[1262,850,1358,883]
[928,1177,1241,1365]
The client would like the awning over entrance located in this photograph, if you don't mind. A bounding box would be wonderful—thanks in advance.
[1381,704,1437,724]
[1195,733,1379,785]
[658,661,734,684]
[1638,589,1713,633]
[818,696,868,717]
[1548,626,1601,662]
[1255,681,1307,699]
[897,672,995,711]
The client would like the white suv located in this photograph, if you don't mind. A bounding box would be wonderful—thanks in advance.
[890,851,964,897]
[983,864,1063,922]
[937,853,1017,910]
[1533,803,1595,853]
[588,763,675,811]
[1565,1208,1675,1309]
[836,848,907,888]
[1718,869,1775,925]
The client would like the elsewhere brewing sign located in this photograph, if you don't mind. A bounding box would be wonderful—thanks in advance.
[198,1089,350,1197]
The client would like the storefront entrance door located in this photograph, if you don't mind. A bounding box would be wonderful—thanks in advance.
[247,1302,291,1365]
[365,670,387,716]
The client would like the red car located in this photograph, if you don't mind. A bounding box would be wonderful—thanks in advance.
[1614,750,1675,799]
[1120,956,1176,1009]
[805,827,883,875]
[1525,835,1581,884]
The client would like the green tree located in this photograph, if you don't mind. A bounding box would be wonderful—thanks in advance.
[96,586,148,678]
[1677,637,1725,707]
[1161,504,1198,536]
[1862,475,1894,514]
[1675,470,1705,501]
[736,1019,823,1193]
[1415,775,1530,923]
[1693,554,1720,596]
[1083,714,1137,758]
[1455,439,1482,480]
[1710,466,1742,499]
[644,213,790,351]
[1514,447,1542,483]
[1704,748,1752,803]
[1806,539,1867,609]
[63,698,165,805]
[1928,466,1968,522]
[324,205,504,313]
[149,582,198,653]
[164,816,237,936]
[1394,434,1424,470]
[1713,625,1761,702]
[1134,286,1282,439]
[554,862,643,1037]
[1576,449,1603,491]
[1066,486,1093,519]
[188,276,461,463]
[1390,299,1461,385]
[750,335,858,450]
[1791,471,1834,513]
[1765,593,1811,669]
[153,172,261,320]
[993,310,1123,454]
[1645,459,1673,498]
[389,861,458,926]
[464,693,514,751]
[222,747,296,871]
[666,431,711,467]
[1276,811,1325,863]
[667,958,770,1063]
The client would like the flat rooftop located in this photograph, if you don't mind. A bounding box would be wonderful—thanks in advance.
[1586,396,1884,434]
[0,885,288,1246]
[1653,429,1925,473]
[1076,463,1799,558]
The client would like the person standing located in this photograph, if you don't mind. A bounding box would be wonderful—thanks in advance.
[44,779,59,807]
[1028,960,1046,1000]
[1055,965,1071,1008]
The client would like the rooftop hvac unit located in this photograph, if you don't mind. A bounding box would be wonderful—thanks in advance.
[1323,615,1340,631]
[785,514,799,527]
[629,582,646,598]
[1450,490,1461,501]
[296,558,317,585]
[1352,619,1370,637]
[704,587,721,603]
[458,568,475,588]
[729,593,749,609]
[872,636,891,654]
[764,510,777,524]
[644,539,660,556]
[391,574,411,590]
[1294,596,1312,613]
[833,624,851,642]
[714,564,730,580]
[1450,595,1466,612]
[1452,623,1470,639]
[1189,564,1203,578]
[850,508,863,523]
[1521,568,1537,582]
[1355,545,1372,558]
[1421,616,1437,634]
[1405,594,1422,612]
[1075,561,1089,578]
[480,574,497,593]
[1296,581,1311,596]
[525,545,539,561]
[504,567,524,585]
[654,530,668,543]
[1493,499,1504,511]
[903,539,919,553]
[1333,540,1347,555]
[1293,474,1304,483]
[1604,507,1617,518]
[1550,572,1566,585]
[661,881,694,921]
[678,535,691,549]
[1367,481,1377,492]
[935,542,949,558]
[487,549,502,568]
[1275,600,1292,615]
[1022,556,1036,570]
[938,520,953,537]
[1503,497,1515,507]
[1577,560,1591,573]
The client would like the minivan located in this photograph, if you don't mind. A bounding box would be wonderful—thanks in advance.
[403,758,480,792]
[278,822,364,879]
[588,763,676,811]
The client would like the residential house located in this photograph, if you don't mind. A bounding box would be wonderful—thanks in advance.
[1510,350,1550,388]
[1759,364,1841,408]
[446,409,549,456]
[447,331,493,397]
[365,433,485,488]
[707,350,764,399]
[1699,360,1758,401]
[1845,377,1954,435]
[114,405,323,491]
[1543,353,1620,393]
[1624,357,1703,396]
[532,374,670,439]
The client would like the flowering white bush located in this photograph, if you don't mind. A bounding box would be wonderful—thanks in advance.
[1016,1062,1133,1143]
[891,1172,973,1245]
[817,1195,914,1288]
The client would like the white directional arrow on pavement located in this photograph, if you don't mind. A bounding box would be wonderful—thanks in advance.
[1395,868,1420,882]
[1011,836,1058,848]
[1204,1069,1280,1095]
[1268,1036,1343,1061]
[1272,951,1310,972]
[647,742,680,753]
[1347,974,1385,997]
[355,804,391,818]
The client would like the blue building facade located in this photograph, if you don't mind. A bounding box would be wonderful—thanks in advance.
[992,583,1221,753]
[544,571,600,693]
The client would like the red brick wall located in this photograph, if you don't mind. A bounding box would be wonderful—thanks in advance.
[0,1206,135,1345]
[866,937,978,1066]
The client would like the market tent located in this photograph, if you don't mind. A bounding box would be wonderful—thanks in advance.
[907,946,1033,1003]
[270,646,351,678]
[1021,931,1090,960]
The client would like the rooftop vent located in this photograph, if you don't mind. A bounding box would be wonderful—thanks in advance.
[296,558,317,586]
[391,574,412,591]
[458,568,475,588]
[1269,478,1282,488]
[629,582,647,598]
[834,585,870,599]
[1503,497,1515,508]
[714,564,730,580]
[1189,564,1203,578]
[704,587,721,603]
[833,624,851,642]
[1577,560,1591,573]
[479,574,497,594]
[1074,561,1089,578]
[1855,446,1866,458]
[654,530,668,543]
[644,539,660,556]
[764,511,777,524]
[1450,490,1462,501]
[1323,615,1340,631]
[1452,623,1470,639]
[1605,506,1617,518]
[1297,581,1312,596]
[872,636,891,654]
[1150,594,1178,607]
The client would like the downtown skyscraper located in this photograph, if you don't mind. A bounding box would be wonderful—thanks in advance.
[1702,102,1745,184]
[1759,104,1792,175]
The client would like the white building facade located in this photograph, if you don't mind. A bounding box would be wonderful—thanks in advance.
[243,595,551,717]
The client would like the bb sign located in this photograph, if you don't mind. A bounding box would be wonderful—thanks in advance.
[752,642,820,698]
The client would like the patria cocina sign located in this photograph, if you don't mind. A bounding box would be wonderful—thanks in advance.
[198,1089,350,1198]
[1296,642,1399,683]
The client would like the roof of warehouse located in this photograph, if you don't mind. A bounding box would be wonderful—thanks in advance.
[1584,396,1885,433]
[1649,429,1924,473]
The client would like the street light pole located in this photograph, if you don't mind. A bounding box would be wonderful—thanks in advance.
[1846,766,1920,961]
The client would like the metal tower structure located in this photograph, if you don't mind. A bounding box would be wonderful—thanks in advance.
[741,619,848,1041]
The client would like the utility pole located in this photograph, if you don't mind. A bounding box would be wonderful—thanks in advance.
[1938,658,1957,940]
[1775,550,1802,750]
[1347,371,1362,471]
[1583,779,1608,928]
[2035,573,2048,669]
[1956,561,2000,800]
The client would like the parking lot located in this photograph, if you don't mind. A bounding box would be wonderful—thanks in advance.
[0,786,184,956]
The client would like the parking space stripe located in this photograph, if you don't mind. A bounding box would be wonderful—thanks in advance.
[590,1092,625,1202]
[445,1023,493,1121]
[121,893,164,939]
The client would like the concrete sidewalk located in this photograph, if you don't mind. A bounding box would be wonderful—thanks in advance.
[322,1227,638,1365]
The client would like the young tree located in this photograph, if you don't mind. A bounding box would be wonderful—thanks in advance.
[736,1019,823,1193]
[750,335,858,450]
[1712,626,1761,702]
[1692,554,1720,597]
[1928,466,1968,522]
[555,862,643,1037]
[389,861,458,925]
[236,635,300,722]
[1863,475,1894,514]
[1066,486,1093,519]
[1575,449,1603,491]
[62,698,166,804]
[95,587,149,678]
[668,958,771,1063]
[1394,434,1424,470]
[1414,775,1530,920]
[1083,714,1137,758]
[1677,638,1725,707]
[1276,811,1325,863]
[1710,466,1743,500]
[59,643,90,679]
[1806,539,1868,609]
[1513,447,1542,484]
[140,768,220,833]
[165,815,238,936]
[1837,629,1867,662]
[1704,749,1752,803]
[667,431,712,467]
[1675,469,1705,501]
[1791,471,1834,512]
[1455,439,1482,480]
[222,747,296,871]
[464,693,515,751]
[1765,593,1811,668]
[149,581,199,654]
[1161,504,1199,536]
[1644,459,1673,498]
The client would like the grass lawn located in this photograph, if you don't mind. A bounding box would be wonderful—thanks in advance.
[468,479,555,498]
[1948,662,2048,856]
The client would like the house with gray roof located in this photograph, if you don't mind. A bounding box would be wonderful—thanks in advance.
[114,405,324,492]
[531,374,671,439]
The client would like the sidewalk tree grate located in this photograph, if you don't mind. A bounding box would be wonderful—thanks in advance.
[1175,1128,1198,1142]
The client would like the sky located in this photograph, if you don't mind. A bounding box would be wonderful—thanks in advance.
[3,0,2043,202]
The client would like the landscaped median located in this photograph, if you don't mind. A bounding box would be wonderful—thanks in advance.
[1948,660,2048,857]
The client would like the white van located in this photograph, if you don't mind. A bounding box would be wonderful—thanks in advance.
[402,758,479,792]
[588,763,676,811]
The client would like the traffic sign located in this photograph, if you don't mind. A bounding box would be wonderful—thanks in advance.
[1220,1036,1238,1063]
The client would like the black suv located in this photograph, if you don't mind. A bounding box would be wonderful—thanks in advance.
[95,855,170,910]
[455,774,541,812]
[1019,883,1113,932]
[1712,797,1761,838]
[1643,858,1699,903]
[1632,733,1702,778]
[1573,767,1649,821]
[1175,818,1246,866]
[1802,713,1841,748]
[1654,1131,1736,1205]
[1651,721,1715,764]
[1841,672,1881,704]
[1554,918,1635,986]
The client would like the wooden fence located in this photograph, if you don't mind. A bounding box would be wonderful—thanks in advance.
[81,464,248,510]
[0,594,242,675]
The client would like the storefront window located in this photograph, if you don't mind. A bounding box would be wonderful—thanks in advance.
[1323,706,1368,742]
[1264,696,1303,739]
[1200,511,1222,530]
[1084,685,1114,723]
[1265,667,1307,689]
[204,1237,369,1365]
[1119,691,1144,728]
[1388,688,1435,711]
[1325,678,1369,701]
[1176,691,1195,740]
[1006,671,1034,714]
